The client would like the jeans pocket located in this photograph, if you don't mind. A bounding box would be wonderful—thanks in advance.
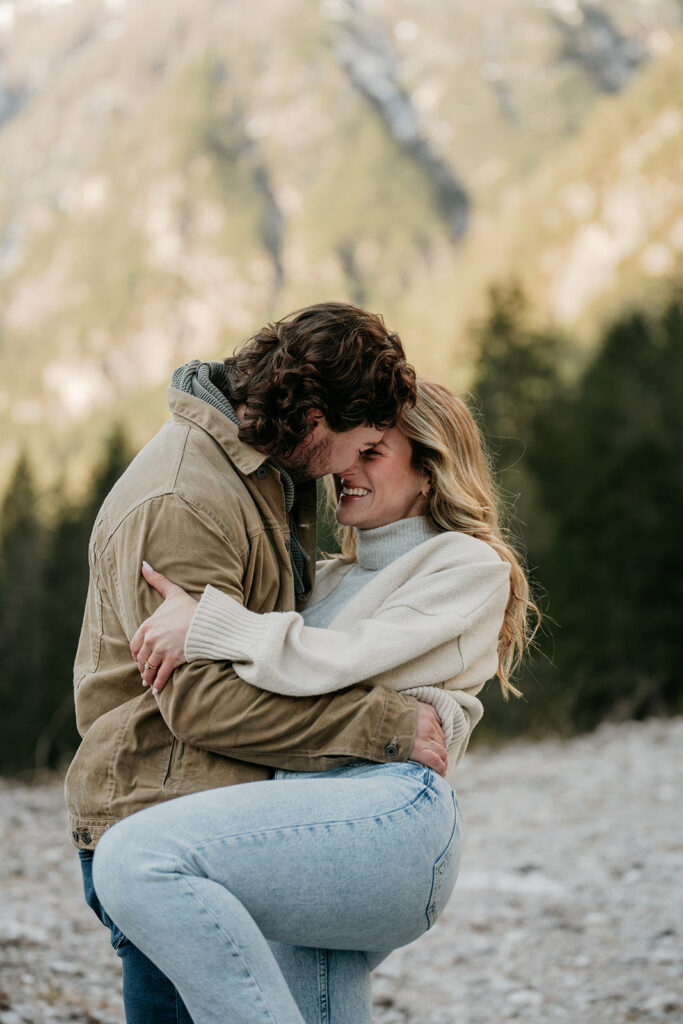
[426,793,462,929]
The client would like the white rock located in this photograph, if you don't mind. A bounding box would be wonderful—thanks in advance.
[642,991,681,1013]
[507,988,543,1007]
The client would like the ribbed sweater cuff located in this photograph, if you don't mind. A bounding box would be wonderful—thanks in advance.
[184,585,264,663]
[402,686,470,752]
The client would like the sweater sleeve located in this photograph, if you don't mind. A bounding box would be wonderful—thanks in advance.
[185,555,510,697]
[402,685,484,776]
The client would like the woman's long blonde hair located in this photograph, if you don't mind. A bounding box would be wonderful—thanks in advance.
[335,379,539,699]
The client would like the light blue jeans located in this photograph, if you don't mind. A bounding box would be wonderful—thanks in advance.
[93,759,462,1024]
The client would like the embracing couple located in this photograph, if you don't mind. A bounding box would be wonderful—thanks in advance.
[65,302,535,1024]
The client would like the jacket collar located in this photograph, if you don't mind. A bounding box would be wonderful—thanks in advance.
[168,387,269,475]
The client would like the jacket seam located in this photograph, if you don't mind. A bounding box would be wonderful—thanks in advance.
[369,689,390,760]
[92,557,105,680]
[106,700,135,810]
[171,423,191,491]
[229,746,380,760]
[98,492,252,565]
[70,814,122,822]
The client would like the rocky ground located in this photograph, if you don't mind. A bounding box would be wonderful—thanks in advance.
[0,717,681,1024]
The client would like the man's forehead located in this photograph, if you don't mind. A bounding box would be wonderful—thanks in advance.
[363,428,384,445]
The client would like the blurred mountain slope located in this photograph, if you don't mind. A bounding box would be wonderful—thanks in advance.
[459,29,683,345]
[0,0,681,492]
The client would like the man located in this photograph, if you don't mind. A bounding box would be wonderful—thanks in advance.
[66,301,447,1023]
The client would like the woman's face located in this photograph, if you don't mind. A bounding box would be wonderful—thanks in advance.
[335,426,429,530]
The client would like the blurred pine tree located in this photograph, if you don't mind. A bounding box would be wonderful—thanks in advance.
[542,299,683,729]
[0,428,131,774]
[0,455,47,772]
[471,282,570,557]
[473,287,683,737]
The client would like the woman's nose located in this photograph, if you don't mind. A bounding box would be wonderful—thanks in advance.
[338,452,361,477]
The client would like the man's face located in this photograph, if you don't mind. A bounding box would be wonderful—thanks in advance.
[282,415,384,481]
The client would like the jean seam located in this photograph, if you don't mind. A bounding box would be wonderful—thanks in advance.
[317,948,329,1024]
[192,781,432,854]
[426,789,458,929]
[178,871,281,1024]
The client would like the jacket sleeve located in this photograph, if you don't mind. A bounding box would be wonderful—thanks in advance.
[105,493,418,767]
[184,557,511,696]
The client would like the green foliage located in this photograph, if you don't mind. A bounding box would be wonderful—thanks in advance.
[0,456,46,773]
[539,300,683,730]
[471,282,571,553]
[472,285,683,739]
[0,428,132,774]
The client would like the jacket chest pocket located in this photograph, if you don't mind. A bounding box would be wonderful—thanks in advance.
[162,736,185,790]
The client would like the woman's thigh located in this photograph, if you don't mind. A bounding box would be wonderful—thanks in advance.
[101,760,461,953]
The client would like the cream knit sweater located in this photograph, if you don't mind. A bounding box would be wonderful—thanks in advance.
[185,522,510,779]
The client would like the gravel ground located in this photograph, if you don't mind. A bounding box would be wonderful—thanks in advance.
[0,717,681,1024]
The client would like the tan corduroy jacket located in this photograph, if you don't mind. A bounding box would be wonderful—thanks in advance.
[65,389,418,848]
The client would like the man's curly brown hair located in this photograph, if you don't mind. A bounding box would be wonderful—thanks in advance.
[224,302,416,457]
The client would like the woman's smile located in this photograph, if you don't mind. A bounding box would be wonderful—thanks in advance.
[339,484,372,498]
[335,426,429,530]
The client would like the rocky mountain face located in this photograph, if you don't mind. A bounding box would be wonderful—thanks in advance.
[1,0,682,491]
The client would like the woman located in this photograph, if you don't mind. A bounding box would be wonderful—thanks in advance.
[93,380,536,1024]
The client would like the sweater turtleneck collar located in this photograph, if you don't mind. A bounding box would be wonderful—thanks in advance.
[355,516,436,571]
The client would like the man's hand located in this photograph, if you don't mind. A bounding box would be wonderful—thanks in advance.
[409,702,448,777]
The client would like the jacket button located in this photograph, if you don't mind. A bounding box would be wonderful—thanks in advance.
[256,466,268,479]
[72,830,80,843]
[384,743,399,760]
[81,830,92,845]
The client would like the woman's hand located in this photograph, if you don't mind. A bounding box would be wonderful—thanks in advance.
[409,703,448,777]
[131,562,198,694]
